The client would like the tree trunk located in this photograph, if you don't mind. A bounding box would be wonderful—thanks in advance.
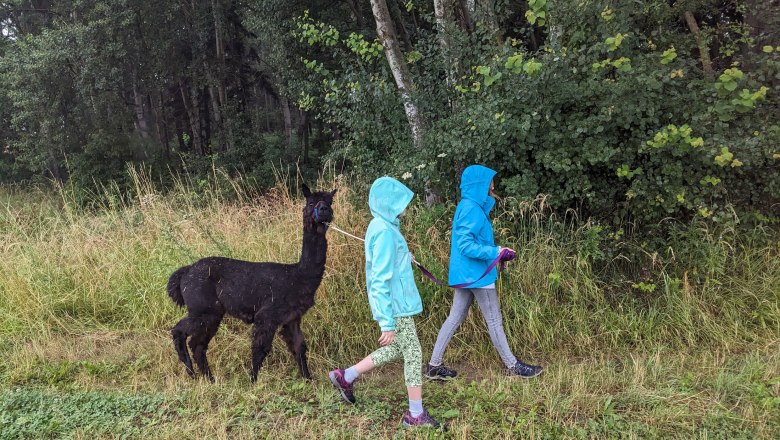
[201,86,211,153]
[546,0,564,50]
[175,116,187,153]
[206,78,224,151]
[204,64,235,152]
[132,80,151,139]
[207,1,235,152]
[456,0,474,34]
[281,95,293,152]
[348,0,367,30]
[389,0,413,52]
[299,109,310,164]
[153,91,170,159]
[370,0,425,149]
[264,89,272,132]
[179,79,204,155]
[741,0,779,72]
[475,0,501,43]
[683,11,713,76]
[434,0,462,87]
[210,0,227,107]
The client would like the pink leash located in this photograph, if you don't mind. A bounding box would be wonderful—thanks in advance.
[413,248,516,288]
[326,222,516,289]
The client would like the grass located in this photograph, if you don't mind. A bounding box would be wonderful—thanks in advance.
[0,169,778,439]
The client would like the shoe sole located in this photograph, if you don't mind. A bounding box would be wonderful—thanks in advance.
[402,421,443,429]
[425,374,456,381]
[328,372,356,404]
[508,368,544,379]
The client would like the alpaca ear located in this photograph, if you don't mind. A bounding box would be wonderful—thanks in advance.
[330,188,338,196]
[301,183,312,198]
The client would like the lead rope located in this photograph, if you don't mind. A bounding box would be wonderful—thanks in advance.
[325,223,365,242]
[325,221,514,289]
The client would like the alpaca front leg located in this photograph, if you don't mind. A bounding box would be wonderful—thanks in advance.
[280,319,311,380]
[250,323,276,383]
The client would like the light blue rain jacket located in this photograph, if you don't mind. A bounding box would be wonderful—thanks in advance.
[365,177,423,331]
[448,165,501,288]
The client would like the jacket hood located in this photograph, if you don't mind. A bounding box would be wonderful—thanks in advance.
[369,177,414,224]
[460,165,497,211]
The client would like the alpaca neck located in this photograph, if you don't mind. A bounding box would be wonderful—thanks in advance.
[298,227,327,276]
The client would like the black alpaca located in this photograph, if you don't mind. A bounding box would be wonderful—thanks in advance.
[166,184,335,382]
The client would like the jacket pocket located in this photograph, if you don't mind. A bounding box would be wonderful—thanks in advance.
[397,275,410,311]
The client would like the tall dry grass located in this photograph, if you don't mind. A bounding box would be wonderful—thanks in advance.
[1,168,778,438]
[1,168,778,359]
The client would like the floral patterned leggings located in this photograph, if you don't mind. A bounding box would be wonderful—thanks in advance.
[369,316,422,387]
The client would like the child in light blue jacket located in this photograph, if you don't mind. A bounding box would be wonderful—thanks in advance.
[329,176,441,429]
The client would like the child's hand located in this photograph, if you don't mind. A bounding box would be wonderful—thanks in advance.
[379,331,395,346]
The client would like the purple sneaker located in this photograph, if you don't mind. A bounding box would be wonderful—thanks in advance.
[328,368,356,404]
[402,410,442,429]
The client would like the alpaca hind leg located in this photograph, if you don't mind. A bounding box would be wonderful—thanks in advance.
[188,313,223,382]
[171,317,195,378]
[280,319,310,380]
[250,322,277,383]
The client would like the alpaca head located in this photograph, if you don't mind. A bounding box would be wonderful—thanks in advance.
[301,184,336,230]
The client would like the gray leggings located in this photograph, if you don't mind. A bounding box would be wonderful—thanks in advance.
[429,288,518,368]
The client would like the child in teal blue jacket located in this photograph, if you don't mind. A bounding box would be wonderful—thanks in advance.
[329,177,441,429]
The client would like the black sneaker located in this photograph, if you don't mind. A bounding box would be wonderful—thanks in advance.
[508,361,544,378]
[425,364,458,381]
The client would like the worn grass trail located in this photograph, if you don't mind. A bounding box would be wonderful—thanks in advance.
[2,331,777,439]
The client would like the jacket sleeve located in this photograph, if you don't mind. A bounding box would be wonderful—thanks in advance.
[454,204,500,261]
[367,228,396,331]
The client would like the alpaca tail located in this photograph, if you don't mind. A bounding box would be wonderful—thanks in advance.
[167,266,190,307]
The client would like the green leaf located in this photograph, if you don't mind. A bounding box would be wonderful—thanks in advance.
[505,54,524,73]
[714,147,734,167]
[441,409,460,419]
[660,47,677,64]
[762,45,774,53]
[523,59,542,75]
[699,176,720,186]
[406,50,423,64]
[484,72,502,86]
[605,34,626,51]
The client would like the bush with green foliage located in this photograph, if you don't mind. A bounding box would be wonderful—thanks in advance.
[293,1,779,230]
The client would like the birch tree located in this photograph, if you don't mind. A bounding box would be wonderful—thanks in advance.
[370,0,425,149]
